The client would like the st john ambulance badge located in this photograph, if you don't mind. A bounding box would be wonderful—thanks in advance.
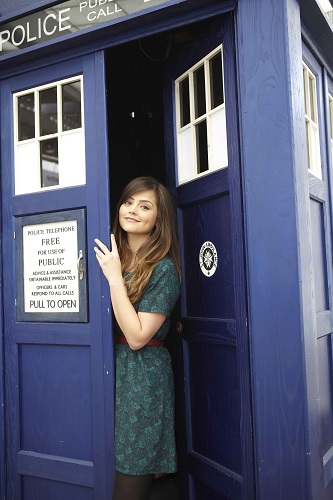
[199,241,218,277]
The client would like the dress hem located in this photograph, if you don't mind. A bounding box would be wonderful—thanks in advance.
[115,467,178,476]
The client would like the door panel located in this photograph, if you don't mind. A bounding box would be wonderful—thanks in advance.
[1,53,113,499]
[182,195,234,319]
[165,14,254,499]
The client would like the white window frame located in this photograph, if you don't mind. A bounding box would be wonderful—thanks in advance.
[175,45,228,185]
[13,75,86,195]
[302,62,322,179]
[329,93,333,168]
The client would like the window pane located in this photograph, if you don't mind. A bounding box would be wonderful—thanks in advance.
[196,120,208,173]
[309,76,316,123]
[18,93,35,141]
[40,138,59,187]
[329,96,333,140]
[194,65,206,118]
[40,87,58,136]
[303,68,308,115]
[210,52,224,109]
[305,120,311,170]
[179,77,190,127]
[62,81,82,131]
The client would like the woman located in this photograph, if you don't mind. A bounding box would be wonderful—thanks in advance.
[94,177,181,500]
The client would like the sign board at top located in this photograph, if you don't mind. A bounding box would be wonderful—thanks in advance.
[0,0,171,56]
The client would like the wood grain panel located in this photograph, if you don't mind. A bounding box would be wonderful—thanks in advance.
[17,451,94,488]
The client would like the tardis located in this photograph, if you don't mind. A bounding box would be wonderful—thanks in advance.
[0,0,332,498]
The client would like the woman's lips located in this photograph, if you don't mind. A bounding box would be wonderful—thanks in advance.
[125,217,139,222]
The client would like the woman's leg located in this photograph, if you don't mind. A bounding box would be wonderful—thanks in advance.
[148,475,181,500]
[113,471,154,500]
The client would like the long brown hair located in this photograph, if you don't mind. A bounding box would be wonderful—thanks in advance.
[113,176,180,303]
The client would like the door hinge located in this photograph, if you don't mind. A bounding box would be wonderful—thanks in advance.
[15,298,17,307]
[13,231,16,239]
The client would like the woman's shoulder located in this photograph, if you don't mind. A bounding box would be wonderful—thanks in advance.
[153,257,178,275]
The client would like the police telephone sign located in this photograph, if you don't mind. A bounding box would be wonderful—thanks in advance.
[16,209,88,322]
[23,220,79,314]
[0,0,171,56]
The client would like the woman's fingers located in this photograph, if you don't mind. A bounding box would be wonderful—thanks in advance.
[110,233,119,256]
[94,238,109,254]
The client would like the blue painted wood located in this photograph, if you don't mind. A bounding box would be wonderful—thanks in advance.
[20,345,93,459]
[300,0,333,73]
[236,0,326,498]
[1,75,22,500]
[188,452,242,499]
[182,317,236,346]
[177,167,229,206]
[182,196,235,319]
[0,72,5,499]
[0,0,182,26]
[189,342,241,473]
[304,40,333,499]
[22,476,94,500]
[317,335,333,452]
[0,0,234,76]
[17,451,94,487]
[310,199,329,312]
[0,115,5,500]
[84,51,114,495]
[317,311,333,339]
[12,186,87,216]
[1,52,113,499]
[164,13,255,500]
[14,322,91,345]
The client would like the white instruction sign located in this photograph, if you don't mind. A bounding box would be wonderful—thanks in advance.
[23,219,79,313]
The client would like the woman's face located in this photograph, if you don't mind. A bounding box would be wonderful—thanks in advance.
[119,189,158,237]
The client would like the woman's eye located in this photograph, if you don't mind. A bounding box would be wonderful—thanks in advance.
[140,205,150,210]
[124,200,132,206]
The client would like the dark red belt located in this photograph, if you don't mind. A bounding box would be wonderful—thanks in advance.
[116,336,164,347]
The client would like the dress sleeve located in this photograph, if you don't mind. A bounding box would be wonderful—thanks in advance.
[138,259,180,316]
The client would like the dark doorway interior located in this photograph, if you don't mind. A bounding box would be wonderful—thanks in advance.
[106,20,211,210]
[105,24,211,496]
[105,34,184,498]
[106,38,166,219]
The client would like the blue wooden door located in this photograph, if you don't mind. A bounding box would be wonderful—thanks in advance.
[1,52,114,499]
[164,15,254,499]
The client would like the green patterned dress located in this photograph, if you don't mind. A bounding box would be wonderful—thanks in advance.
[114,258,180,475]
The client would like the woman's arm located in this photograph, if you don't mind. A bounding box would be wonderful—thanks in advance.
[94,234,166,350]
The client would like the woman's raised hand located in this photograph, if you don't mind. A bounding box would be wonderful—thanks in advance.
[94,234,123,286]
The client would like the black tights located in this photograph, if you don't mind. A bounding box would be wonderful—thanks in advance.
[113,471,181,500]
[113,471,154,500]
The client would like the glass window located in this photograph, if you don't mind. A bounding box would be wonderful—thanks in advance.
[40,138,59,188]
[196,120,208,173]
[18,93,35,141]
[329,94,333,142]
[210,52,224,109]
[303,63,321,178]
[62,81,82,131]
[14,76,85,195]
[175,46,227,184]
[179,77,190,128]
[194,65,206,119]
[329,94,333,168]
[40,87,58,136]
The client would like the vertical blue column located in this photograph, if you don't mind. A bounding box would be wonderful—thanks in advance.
[236,0,315,498]
[0,79,6,500]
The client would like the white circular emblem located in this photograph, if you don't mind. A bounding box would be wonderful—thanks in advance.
[199,241,218,277]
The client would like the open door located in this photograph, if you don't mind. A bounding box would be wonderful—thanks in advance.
[1,52,114,499]
[164,14,255,499]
